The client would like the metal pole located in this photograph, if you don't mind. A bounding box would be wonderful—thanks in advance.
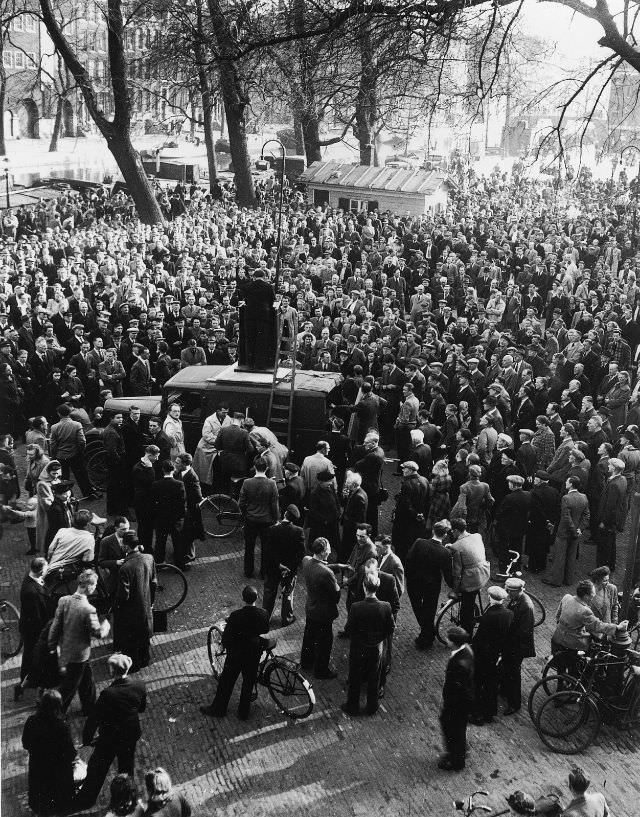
[3,161,9,209]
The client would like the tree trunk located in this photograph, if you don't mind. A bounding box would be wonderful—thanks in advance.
[218,62,255,206]
[301,111,321,163]
[0,78,6,156]
[106,130,165,223]
[49,95,64,152]
[292,108,305,155]
[355,25,379,166]
[198,65,218,191]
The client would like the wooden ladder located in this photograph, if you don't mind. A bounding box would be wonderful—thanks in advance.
[266,315,298,452]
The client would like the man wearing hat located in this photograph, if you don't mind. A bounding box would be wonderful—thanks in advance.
[75,651,148,809]
[544,475,590,587]
[391,461,428,563]
[112,531,157,672]
[516,429,537,485]
[470,586,512,725]
[595,457,627,572]
[494,473,531,572]
[525,471,560,574]
[263,505,306,626]
[438,625,474,771]
[501,576,535,715]
[279,462,305,518]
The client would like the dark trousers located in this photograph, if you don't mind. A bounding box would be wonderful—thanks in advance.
[243,520,271,577]
[346,643,383,714]
[182,513,200,561]
[440,705,468,769]
[496,531,524,572]
[300,618,334,675]
[395,425,413,465]
[19,633,38,683]
[500,655,524,710]
[362,485,380,538]
[58,661,95,714]
[106,468,128,516]
[155,519,185,567]
[262,570,296,622]
[135,507,154,556]
[474,653,499,717]
[595,527,617,572]
[407,580,440,646]
[210,649,261,718]
[113,626,151,673]
[59,454,92,497]
[460,590,478,637]
[76,739,136,808]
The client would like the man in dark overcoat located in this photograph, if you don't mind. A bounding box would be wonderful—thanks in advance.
[470,585,513,724]
[405,520,452,650]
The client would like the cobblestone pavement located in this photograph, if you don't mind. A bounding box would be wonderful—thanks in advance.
[2,457,639,817]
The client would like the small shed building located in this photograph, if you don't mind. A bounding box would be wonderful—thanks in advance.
[299,161,452,216]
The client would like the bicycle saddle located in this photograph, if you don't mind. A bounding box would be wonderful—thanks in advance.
[260,636,277,651]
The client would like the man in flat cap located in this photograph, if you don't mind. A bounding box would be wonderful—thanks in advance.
[494,473,531,572]
[501,577,535,715]
[525,470,560,574]
[471,585,512,725]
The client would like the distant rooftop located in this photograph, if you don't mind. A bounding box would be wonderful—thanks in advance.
[299,161,450,195]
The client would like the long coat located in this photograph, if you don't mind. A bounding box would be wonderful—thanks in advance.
[307,483,341,551]
[22,712,75,813]
[193,412,232,484]
[392,473,429,559]
[114,550,157,640]
[35,475,56,553]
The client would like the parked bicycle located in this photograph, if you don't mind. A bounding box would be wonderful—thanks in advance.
[200,477,244,538]
[0,597,21,659]
[206,623,315,719]
[436,550,545,644]
[453,791,510,817]
[530,643,640,753]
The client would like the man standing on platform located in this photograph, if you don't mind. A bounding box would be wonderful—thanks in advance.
[240,269,276,370]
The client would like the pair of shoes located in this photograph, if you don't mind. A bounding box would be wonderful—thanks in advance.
[183,555,196,564]
[337,630,349,639]
[340,703,360,715]
[315,668,338,680]
[200,705,224,717]
[414,638,433,651]
[437,758,464,771]
[503,706,520,716]
[281,615,296,626]
[365,707,379,716]
[13,684,23,702]
[468,715,486,725]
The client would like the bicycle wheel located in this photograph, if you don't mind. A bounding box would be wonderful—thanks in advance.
[541,650,577,683]
[527,673,584,724]
[86,449,108,491]
[0,600,22,659]
[435,598,481,645]
[265,660,315,719]
[201,494,242,538]
[535,691,600,754]
[528,591,546,628]
[154,564,188,613]
[207,625,226,680]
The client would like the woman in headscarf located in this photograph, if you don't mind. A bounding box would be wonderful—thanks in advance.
[35,459,62,554]
[24,443,50,498]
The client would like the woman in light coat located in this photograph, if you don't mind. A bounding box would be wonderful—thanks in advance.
[162,403,185,460]
[192,405,231,486]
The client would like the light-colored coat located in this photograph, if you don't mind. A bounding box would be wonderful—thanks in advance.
[553,593,618,651]
[448,532,490,593]
[192,412,232,484]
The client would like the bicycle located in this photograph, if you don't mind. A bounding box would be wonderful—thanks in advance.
[200,476,244,538]
[206,623,315,719]
[453,791,510,817]
[435,550,546,644]
[532,646,640,753]
[0,598,22,659]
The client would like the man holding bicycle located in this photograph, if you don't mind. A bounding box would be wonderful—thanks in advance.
[200,585,269,720]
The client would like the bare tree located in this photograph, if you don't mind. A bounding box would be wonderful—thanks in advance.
[39,0,165,224]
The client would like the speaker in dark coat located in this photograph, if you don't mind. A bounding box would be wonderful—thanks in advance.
[239,275,276,370]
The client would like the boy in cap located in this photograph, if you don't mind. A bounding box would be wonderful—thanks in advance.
[470,586,512,725]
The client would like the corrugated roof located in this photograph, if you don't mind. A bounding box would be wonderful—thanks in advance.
[299,161,448,194]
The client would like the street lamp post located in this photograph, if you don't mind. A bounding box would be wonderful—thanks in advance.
[260,139,285,293]
[2,157,10,210]
[620,145,640,249]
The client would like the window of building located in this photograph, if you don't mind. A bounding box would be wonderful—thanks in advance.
[13,16,24,31]
[13,51,24,68]
[2,51,12,68]
[314,189,330,206]
[27,52,36,65]
[25,15,36,32]
[87,59,95,77]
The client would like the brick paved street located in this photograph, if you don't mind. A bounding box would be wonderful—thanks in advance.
[2,459,640,817]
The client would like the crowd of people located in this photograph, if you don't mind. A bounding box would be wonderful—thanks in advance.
[1,157,636,811]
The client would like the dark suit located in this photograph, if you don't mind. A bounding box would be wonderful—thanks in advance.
[262,520,305,621]
[472,605,513,718]
[131,461,156,551]
[207,605,270,718]
[392,473,429,562]
[354,445,385,536]
[239,475,280,577]
[151,476,186,566]
[76,677,147,808]
[97,533,127,596]
[494,489,531,571]
[344,597,394,714]
[19,575,52,683]
[440,644,474,769]
[113,551,157,671]
[339,487,368,562]
[525,482,560,573]
[103,424,127,516]
[129,358,153,396]
[405,537,452,647]
[241,278,276,370]
[501,592,535,711]
[595,474,627,571]
[279,476,305,518]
